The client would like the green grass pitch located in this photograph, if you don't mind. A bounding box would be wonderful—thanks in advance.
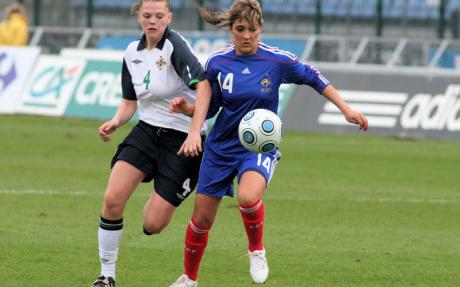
[0,115,459,286]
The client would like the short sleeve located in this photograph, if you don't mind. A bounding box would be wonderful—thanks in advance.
[121,59,137,100]
[169,32,206,89]
[283,60,330,94]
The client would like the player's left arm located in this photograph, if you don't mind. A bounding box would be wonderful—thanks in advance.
[283,59,367,131]
[169,79,211,157]
[176,79,211,157]
[170,32,206,90]
[169,97,195,116]
[321,85,368,132]
[169,33,211,156]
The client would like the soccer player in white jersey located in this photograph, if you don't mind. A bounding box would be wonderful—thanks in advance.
[90,1,211,286]
[167,1,368,286]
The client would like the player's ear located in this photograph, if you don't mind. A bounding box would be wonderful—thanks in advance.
[257,22,263,33]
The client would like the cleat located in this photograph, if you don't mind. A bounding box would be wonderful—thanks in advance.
[248,249,269,284]
[91,275,115,287]
[169,274,198,287]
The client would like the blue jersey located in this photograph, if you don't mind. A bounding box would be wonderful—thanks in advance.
[204,41,330,157]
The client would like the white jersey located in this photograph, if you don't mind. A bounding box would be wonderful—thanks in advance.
[122,28,206,134]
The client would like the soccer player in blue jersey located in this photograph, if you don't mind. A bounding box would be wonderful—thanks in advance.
[169,1,368,286]
[90,1,211,287]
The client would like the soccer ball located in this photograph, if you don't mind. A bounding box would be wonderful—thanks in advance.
[238,109,283,153]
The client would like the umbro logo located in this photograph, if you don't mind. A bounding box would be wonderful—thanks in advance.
[131,59,143,64]
[242,67,251,74]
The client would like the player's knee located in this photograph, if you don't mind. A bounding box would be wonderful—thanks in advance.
[104,192,119,207]
[143,225,156,236]
[192,215,214,228]
[103,191,126,213]
[143,221,166,235]
[237,194,261,207]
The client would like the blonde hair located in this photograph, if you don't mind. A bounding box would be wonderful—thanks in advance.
[198,0,263,30]
[131,0,170,14]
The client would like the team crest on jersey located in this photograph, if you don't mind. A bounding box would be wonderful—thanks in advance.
[156,56,167,70]
[260,74,272,93]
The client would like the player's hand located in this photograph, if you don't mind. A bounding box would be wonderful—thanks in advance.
[169,97,194,116]
[344,110,368,132]
[177,132,202,157]
[98,119,120,142]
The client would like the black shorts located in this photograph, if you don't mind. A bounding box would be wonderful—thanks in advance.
[111,121,204,207]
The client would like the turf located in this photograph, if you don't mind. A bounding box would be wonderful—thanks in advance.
[0,115,459,286]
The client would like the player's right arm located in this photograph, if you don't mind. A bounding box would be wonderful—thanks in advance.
[99,58,138,142]
[99,99,137,142]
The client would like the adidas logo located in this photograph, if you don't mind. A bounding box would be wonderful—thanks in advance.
[132,59,143,64]
[242,67,251,74]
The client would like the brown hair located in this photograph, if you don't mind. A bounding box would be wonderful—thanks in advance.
[131,0,170,14]
[4,3,26,19]
[198,0,263,30]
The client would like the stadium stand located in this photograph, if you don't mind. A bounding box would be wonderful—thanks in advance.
[65,0,460,19]
[205,0,460,20]
[70,0,185,10]
[3,0,460,68]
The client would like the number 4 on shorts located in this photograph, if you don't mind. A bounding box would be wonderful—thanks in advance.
[181,178,191,197]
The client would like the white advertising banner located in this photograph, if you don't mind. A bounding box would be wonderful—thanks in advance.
[284,64,460,139]
[455,55,460,69]
[18,55,86,116]
[0,47,40,113]
[60,48,124,62]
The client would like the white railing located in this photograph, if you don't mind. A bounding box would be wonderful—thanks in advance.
[28,26,460,69]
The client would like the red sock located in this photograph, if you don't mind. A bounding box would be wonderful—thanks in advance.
[183,219,210,281]
[239,200,264,252]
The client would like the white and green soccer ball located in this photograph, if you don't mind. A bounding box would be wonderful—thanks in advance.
[238,108,283,154]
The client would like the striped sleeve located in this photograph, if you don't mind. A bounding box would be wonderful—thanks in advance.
[169,31,206,89]
[282,60,330,94]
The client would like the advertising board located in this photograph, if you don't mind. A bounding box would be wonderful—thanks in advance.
[284,65,460,139]
[0,47,40,113]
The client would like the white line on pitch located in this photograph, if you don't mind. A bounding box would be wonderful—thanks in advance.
[265,195,455,204]
[1,189,456,205]
[0,189,92,195]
